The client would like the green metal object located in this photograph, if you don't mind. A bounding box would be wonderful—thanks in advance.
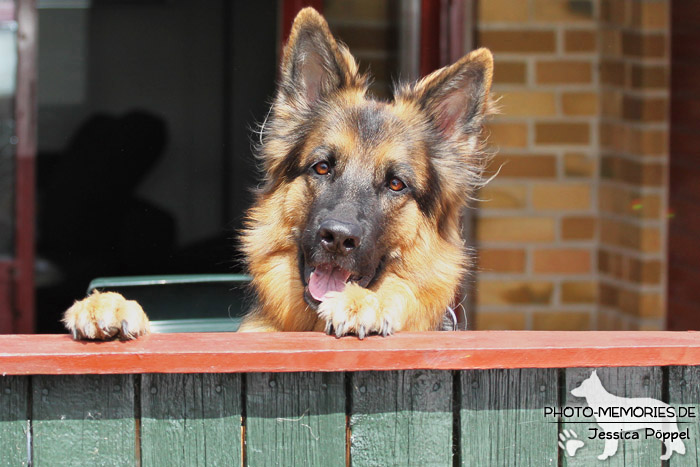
[88,274,251,291]
[86,274,251,333]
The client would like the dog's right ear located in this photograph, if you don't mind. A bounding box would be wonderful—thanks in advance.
[398,48,493,144]
[278,7,363,107]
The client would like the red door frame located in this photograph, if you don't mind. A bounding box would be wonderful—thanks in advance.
[0,263,12,332]
[420,0,472,76]
[0,0,15,332]
[667,2,700,330]
[0,0,37,334]
[14,0,37,334]
[420,0,444,75]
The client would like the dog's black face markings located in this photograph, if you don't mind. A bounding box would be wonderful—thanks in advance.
[352,105,386,144]
[353,103,442,218]
[300,147,385,308]
[413,153,441,217]
[294,102,433,308]
[266,96,448,310]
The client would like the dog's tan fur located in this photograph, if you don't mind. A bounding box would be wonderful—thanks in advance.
[63,8,493,340]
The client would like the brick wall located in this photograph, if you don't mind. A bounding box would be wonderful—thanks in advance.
[596,0,669,330]
[475,0,670,330]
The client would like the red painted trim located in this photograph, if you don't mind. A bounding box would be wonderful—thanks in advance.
[13,0,37,333]
[1,331,699,375]
[447,0,465,63]
[420,0,441,76]
[668,0,700,330]
[281,0,323,48]
[420,0,468,76]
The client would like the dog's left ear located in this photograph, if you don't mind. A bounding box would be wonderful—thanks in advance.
[400,48,493,141]
[278,7,363,106]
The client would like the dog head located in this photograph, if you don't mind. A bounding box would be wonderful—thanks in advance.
[571,370,603,398]
[251,8,493,309]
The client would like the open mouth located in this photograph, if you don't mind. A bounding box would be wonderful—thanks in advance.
[308,263,352,302]
[302,261,378,308]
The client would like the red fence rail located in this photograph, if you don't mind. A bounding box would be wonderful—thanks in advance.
[1,331,700,375]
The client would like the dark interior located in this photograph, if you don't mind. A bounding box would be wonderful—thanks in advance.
[35,1,278,331]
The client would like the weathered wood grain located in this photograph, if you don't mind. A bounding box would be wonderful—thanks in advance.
[460,368,558,466]
[350,370,453,466]
[0,376,29,466]
[668,366,700,467]
[140,373,241,467]
[245,372,346,467]
[563,367,663,466]
[32,375,135,466]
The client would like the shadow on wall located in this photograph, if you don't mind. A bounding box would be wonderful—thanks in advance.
[37,110,176,332]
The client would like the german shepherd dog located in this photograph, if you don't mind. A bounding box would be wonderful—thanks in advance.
[63,8,493,340]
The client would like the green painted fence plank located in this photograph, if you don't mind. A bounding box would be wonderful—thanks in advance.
[460,368,558,466]
[32,375,135,466]
[141,373,242,467]
[350,370,453,466]
[563,367,663,466]
[245,372,345,467]
[0,376,29,466]
[669,366,700,466]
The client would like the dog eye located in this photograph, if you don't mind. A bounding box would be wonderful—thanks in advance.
[312,161,331,176]
[388,178,406,192]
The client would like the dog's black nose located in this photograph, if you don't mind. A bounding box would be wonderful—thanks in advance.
[319,220,362,254]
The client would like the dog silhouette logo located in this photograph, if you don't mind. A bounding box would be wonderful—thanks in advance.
[569,370,686,461]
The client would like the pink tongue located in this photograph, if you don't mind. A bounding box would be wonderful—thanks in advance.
[308,264,351,302]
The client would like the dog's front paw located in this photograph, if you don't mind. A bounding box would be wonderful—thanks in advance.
[317,283,395,339]
[62,291,150,340]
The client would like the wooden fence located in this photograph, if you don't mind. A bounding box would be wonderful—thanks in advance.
[1,331,700,466]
